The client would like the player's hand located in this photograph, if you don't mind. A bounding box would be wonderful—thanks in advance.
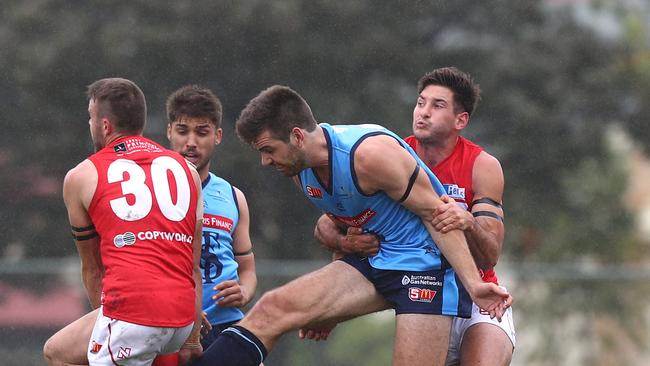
[298,323,337,341]
[468,282,512,322]
[200,312,212,339]
[339,227,380,256]
[178,339,202,366]
[213,280,248,308]
[432,195,473,233]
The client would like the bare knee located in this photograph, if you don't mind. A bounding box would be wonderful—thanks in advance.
[43,337,61,365]
[245,287,313,334]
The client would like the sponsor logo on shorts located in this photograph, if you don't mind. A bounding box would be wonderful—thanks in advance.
[402,275,442,286]
[117,346,132,359]
[409,287,437,302]
[306,185,323,199]
[113,232,136,248]
[90,340,102,354]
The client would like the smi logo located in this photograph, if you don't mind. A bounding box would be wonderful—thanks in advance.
[408,287,437,303]
[306,185,323,199]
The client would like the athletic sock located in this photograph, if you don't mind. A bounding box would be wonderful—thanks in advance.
[193,325,268,366]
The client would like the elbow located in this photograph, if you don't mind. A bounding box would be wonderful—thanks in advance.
[476,251,499,270]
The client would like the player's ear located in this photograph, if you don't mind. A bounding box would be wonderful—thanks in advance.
[102,118,113,137]
[215,128,223,145]
[290,127,305,147]
[455,112,469,130]
[166,123,172,141]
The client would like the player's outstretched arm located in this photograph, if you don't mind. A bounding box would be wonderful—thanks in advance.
[353,136,510,319]
[63,160,103,308]
[214,187,258,308]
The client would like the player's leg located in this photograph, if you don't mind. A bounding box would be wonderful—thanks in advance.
[87,307,193,366]
[377,266,473,366]
[394,314,452,366]
[194,259,388,366]
[239,259,387,350]
[43,308,98,366]
[458,304,515,366]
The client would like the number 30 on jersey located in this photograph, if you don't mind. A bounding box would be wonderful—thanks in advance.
[107,157,191,222]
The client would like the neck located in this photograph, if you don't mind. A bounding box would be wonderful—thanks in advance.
[105,132,136,146]
[308,126,329,169]
[199,164,211,184]
[416,135,459,167]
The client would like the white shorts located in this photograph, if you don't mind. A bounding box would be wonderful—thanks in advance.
[446,296,516,366]
[87,307,193,366]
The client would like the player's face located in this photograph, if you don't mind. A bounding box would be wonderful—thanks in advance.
[253,130,305,177]
[167,117,221,175]
[88,99,105,152]
[412,85,462,145]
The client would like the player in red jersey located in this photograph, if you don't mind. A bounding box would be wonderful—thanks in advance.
[312,68,515,365]
[46,78,203,366]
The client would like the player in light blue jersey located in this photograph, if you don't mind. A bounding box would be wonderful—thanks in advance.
[165,85,258,364]
[194,85,512,366]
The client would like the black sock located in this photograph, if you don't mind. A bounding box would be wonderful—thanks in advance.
[193,325,268,366]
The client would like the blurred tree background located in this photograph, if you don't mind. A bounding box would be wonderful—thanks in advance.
[1,0,649,365]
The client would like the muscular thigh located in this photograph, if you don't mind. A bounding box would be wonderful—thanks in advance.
[393,314,452,366]
[246,260,388,333]
[44,308,98,365]
[447,303,515,366]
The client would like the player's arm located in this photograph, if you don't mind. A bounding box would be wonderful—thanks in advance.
[63,161,103,309]
[314,214,380,258]
[354,136,509,315]
[431,152,505,269]
[215,187,257,308]
[466,152,505,268]
[182,165,204,350]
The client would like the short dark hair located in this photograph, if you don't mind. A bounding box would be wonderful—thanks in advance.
[417,67,481,116]
[166,85,223,128]
[236,85,317,144]
[87,78,146,134]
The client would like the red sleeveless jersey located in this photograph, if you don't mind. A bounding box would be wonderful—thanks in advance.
[404,135,499,285]
[87,136,198,327]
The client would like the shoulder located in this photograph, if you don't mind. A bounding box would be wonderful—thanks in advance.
[232,186,248,205]
[64,160,96,188]
[63,160,98,207]
[355,134,402,157]
[474,151,502,175]
[472,151,504,194]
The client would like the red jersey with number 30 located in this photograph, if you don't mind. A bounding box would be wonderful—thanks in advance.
[87,136,198,327]
[404,135,499,285]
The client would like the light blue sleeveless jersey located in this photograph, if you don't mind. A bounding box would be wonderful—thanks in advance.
[200,172,244,325]
[299,123,448,271]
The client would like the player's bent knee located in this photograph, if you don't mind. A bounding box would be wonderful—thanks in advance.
[247,288,306,331]
[43,337,60,363]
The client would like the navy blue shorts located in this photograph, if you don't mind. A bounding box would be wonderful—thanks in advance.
[340,255,472,318]
[201,319,240,349]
